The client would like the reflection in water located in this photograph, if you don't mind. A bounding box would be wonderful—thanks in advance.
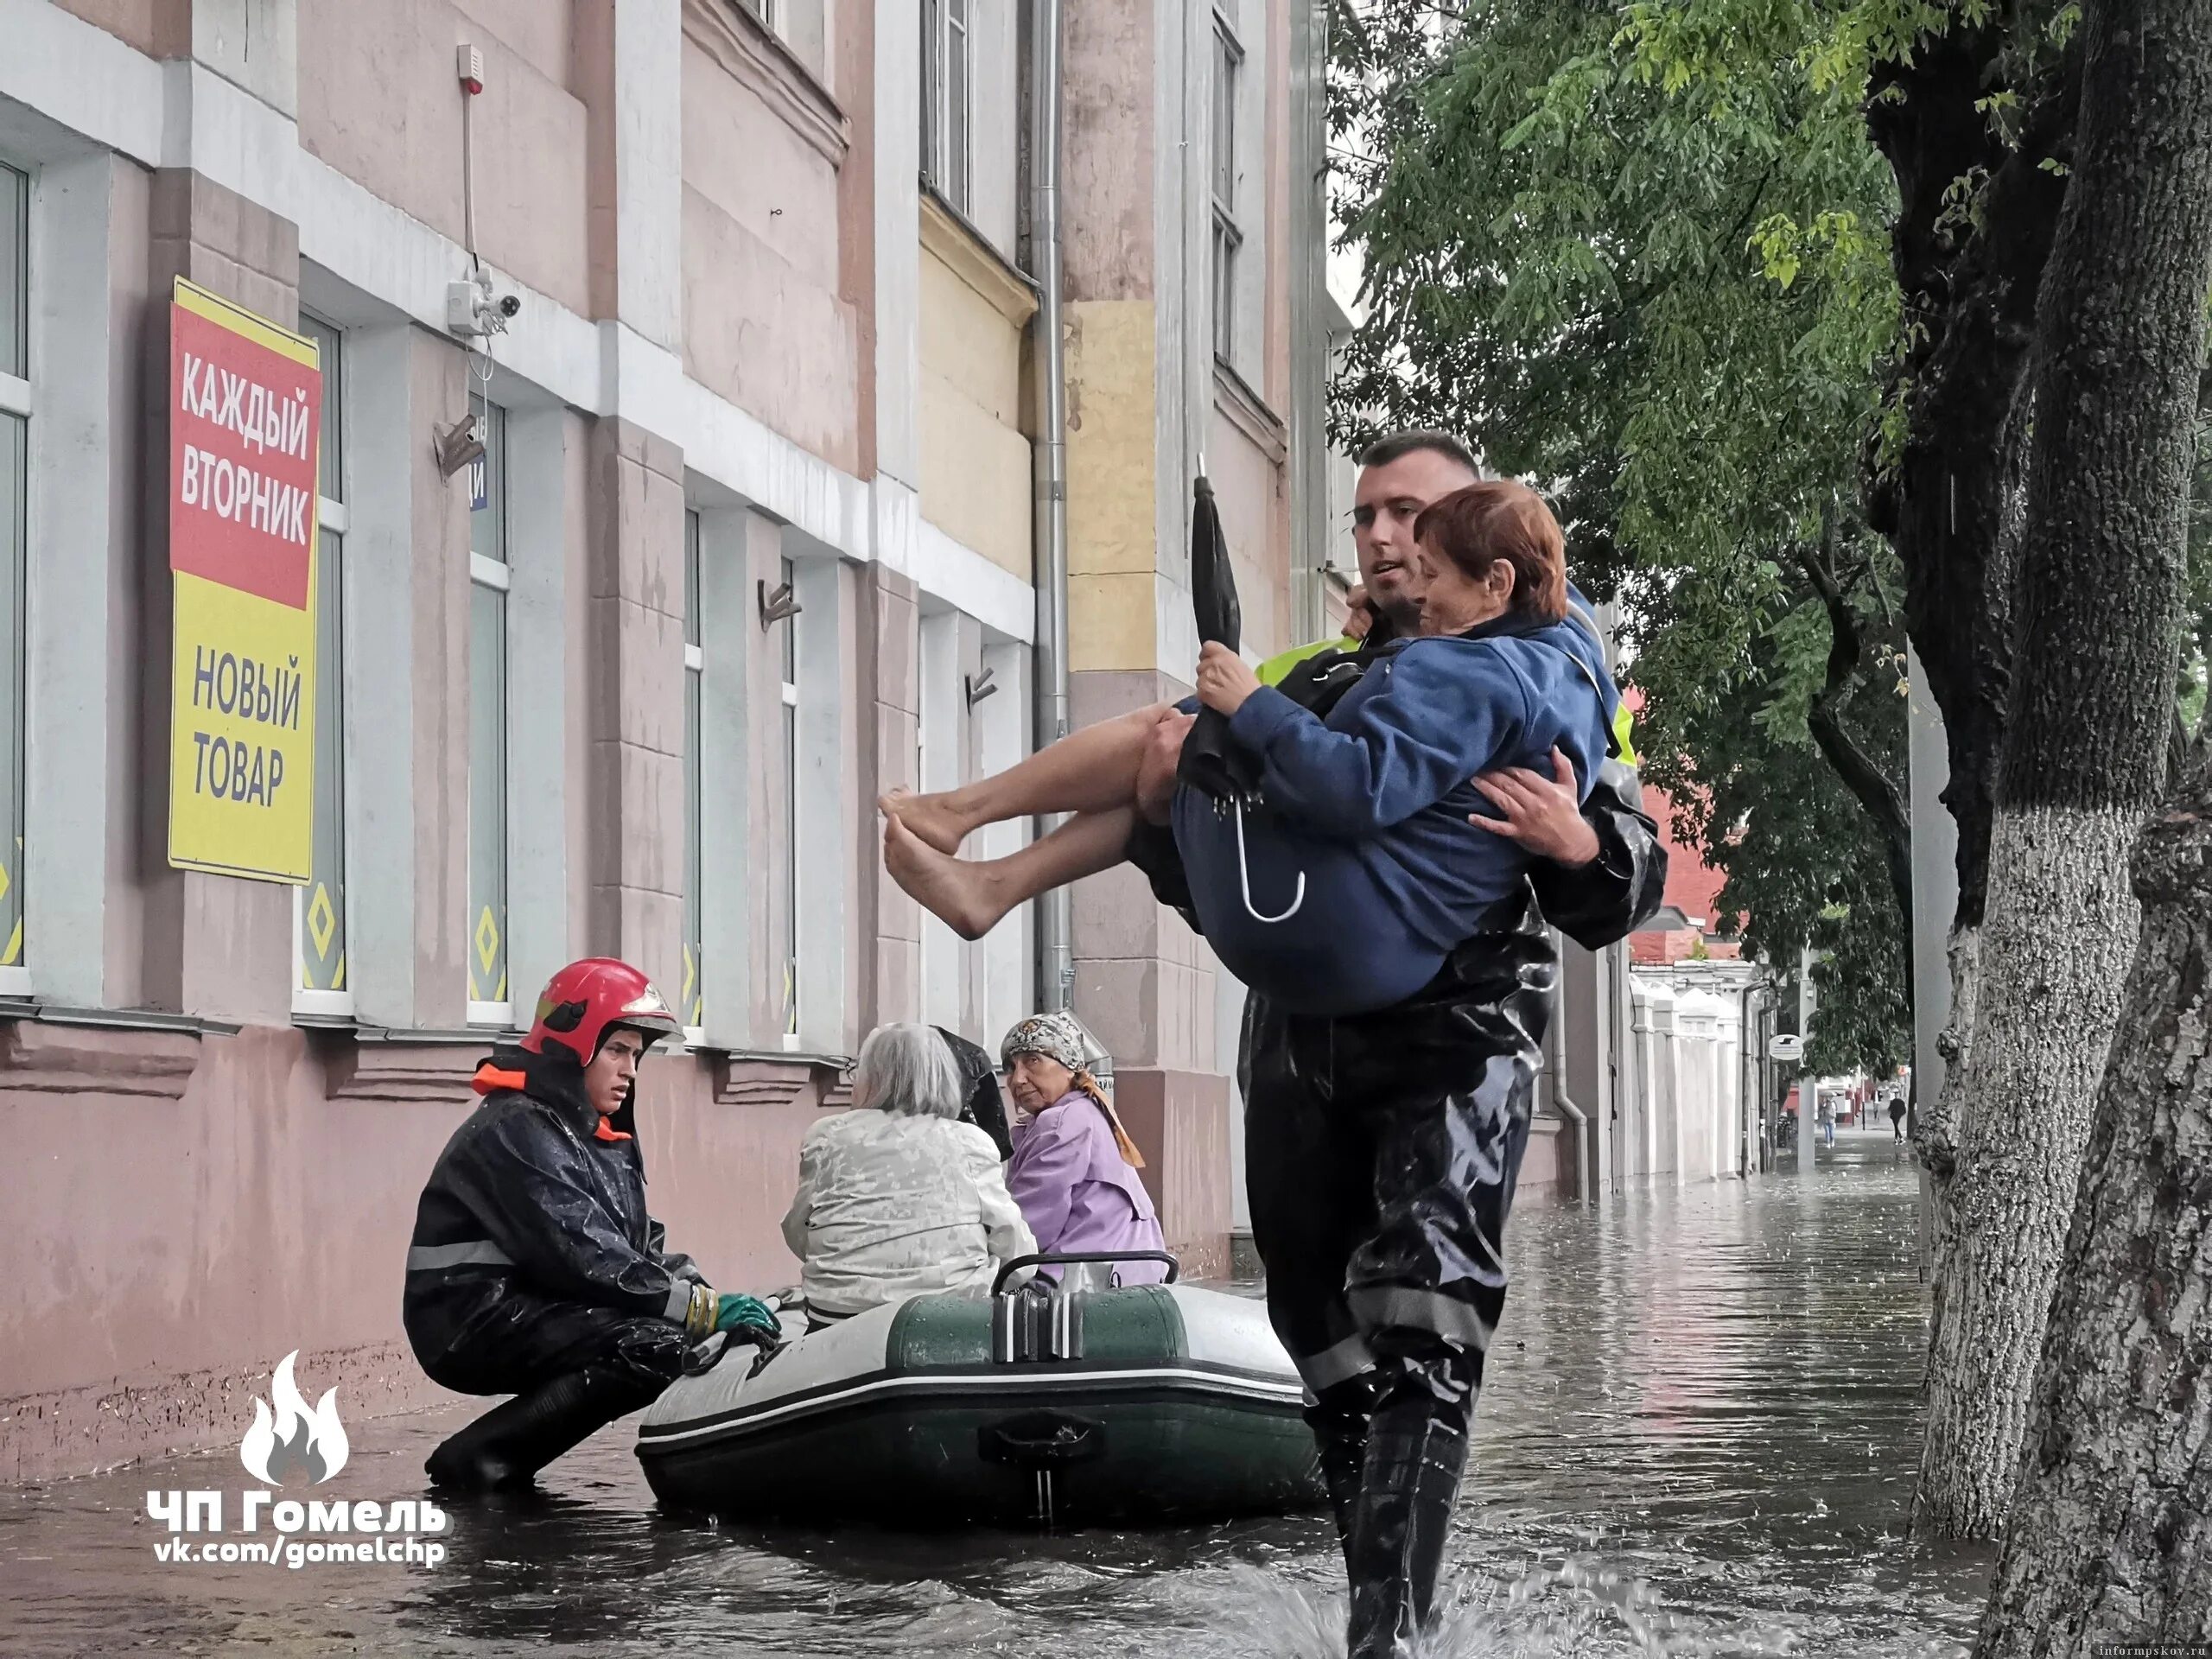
[0,1134,1988,1656]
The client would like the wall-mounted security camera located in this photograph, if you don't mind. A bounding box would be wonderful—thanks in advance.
[447,269,520,339]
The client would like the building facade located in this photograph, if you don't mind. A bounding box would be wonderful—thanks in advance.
[0,0,1332,1481]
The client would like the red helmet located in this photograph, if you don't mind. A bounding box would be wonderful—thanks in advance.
[522,958,683,1066]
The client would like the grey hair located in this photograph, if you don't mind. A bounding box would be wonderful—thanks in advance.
[852,1023,965,1120]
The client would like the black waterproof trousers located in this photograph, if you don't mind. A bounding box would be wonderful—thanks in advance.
[1241,906,1548,1658]
[405,1046,706,1488]
[1133,745,1665,1657]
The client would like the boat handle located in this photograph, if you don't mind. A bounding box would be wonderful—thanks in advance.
[992,1250,1180,1296]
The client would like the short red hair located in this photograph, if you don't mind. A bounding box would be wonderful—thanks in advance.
[1411,480,1568,625]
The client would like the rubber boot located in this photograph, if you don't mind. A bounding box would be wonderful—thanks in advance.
[425,1367,661,1491]
[1304,1375,1379,1564]
[1343,1359,1476,1659]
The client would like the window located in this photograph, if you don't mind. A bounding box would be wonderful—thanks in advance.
[738,0,779,25]
[296,315,348,1015]
[683,508,704,1036]
[779,555,800,1050]
[0,162,25,983]
[467,405,511,1024]
[921,0,973,213]
[1211,10,1244,364]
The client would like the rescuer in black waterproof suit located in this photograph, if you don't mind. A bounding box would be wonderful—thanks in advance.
[404,957,779,1491]
[1129,602,1665,1658]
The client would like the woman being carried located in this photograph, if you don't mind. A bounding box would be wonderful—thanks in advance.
[882,480,1618,1018]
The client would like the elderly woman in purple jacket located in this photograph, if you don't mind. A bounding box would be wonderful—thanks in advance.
[1000,1013,1169,1286]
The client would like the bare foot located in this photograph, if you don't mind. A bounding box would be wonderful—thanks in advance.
[883,814,1007,940]
[879,787,969,855]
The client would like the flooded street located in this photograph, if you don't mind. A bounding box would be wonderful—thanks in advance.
[0,1133,1992,1656]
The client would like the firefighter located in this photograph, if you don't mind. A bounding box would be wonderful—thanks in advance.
[1126,431,1668,1657]
[404,957,778,1491]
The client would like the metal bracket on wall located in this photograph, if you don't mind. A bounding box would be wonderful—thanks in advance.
[758,580,802,631]
[966,665,999,709]
[434,414,484,480]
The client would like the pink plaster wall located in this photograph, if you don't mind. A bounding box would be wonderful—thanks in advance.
[454,0,575,91]
[743,513,793,1047]
[856,569,920,1033]
[103,158,155,1010]
[678,35,861,473]
[297,0,591,315]
[1205,408,1291,662]
[411,333,473,1025]
[1113,1067,1232,1281]
[0,1029,823,1481]
[1060,0,1154,302]
[583,419,689,1006]
[46,0,187,56]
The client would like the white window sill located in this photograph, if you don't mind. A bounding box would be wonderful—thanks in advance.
[292,988,354,1020]
[467,1001,514,1030]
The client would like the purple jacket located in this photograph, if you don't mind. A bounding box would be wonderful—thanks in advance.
[1006,1092,1169,1286]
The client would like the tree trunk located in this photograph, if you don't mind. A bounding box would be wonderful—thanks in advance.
[1976,749,2212,1652]
[1914,0,2212,1544]
[1863,29,2072,936]
[1865,33,2073,1306]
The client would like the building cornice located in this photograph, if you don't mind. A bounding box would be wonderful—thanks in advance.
[1212,358,1288,467]
[918,187,1038,328]
[682,0,850,169]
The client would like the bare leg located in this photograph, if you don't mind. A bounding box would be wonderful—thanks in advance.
[882,703,1170,853]
[885,808,1138,940]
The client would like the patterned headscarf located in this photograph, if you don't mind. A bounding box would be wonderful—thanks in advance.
[1001,1012,1147,1169]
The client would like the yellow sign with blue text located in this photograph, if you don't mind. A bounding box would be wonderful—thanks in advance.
[166,279,322,883]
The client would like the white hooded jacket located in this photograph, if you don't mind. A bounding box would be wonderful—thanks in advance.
[781,1109,1036,1319]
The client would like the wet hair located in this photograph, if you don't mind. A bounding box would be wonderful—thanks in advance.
[1411,480,1569,625]
[852,1022,964,1120]
[1356,429,1486,480]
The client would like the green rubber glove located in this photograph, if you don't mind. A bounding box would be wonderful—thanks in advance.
[714,1293,779,1337]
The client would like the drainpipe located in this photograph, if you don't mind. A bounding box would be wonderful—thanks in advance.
[1546,933,1590,1202]
[1026,0,1072,1010]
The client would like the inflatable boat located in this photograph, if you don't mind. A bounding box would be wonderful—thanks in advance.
[636,1253,1324,1527]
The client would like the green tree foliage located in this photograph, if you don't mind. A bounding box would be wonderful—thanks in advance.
[1329,0,1911,1073]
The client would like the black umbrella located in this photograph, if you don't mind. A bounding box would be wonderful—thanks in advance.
[1179,474,1257,804]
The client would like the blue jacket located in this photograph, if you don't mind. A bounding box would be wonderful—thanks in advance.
[1172,611,1618,1015]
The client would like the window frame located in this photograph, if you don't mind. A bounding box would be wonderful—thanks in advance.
[779,555,801,1052]
[466,404,513,1029]
[1210,8,1245,367]
[291,312,351,1019]
[920,0,974,214]
[0,159,31,997]
[682,506,705,1046]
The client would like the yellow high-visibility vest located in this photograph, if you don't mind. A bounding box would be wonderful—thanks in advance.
[1255,634,1642,766]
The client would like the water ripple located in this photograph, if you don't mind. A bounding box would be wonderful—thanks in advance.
[0,1134,1987,1656]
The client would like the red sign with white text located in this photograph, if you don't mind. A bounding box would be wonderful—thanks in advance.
[168,297,321,610]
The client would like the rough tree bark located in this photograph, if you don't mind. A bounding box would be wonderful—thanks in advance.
[1862,29,2076,1312]
[1978,753,2212,1650]
[1914,0,2212,1546]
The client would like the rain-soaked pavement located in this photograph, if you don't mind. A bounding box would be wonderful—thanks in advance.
[0,1130,1993,1656]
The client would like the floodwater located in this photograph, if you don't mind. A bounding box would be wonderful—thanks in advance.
[0,1130,1993,1656]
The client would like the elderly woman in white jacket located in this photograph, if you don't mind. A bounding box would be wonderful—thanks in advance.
[781,1023,1036,1331]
